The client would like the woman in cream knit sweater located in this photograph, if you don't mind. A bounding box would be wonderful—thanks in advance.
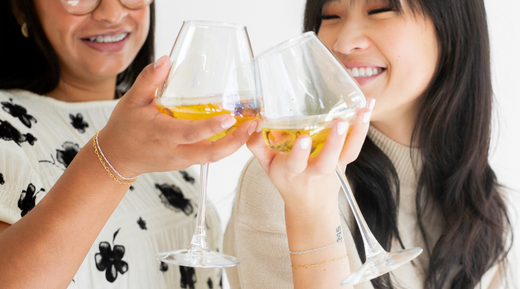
[224,0,514,288]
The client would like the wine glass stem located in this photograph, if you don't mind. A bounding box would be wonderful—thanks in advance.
[190,163,210,252]
[335,163,386,259]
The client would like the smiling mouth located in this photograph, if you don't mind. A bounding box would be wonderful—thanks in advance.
[347,67,385,78]
[84,32,129,43]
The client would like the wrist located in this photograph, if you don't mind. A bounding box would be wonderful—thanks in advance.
[95,129,139,180]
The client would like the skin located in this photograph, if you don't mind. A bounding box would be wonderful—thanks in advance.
[248,0,440,287]
[35,0,150,102]
[0,0,256,287]
[319,0,439,146]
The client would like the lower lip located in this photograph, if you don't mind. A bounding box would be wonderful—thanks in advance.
[352,70,385,86]
[81,34,130,53]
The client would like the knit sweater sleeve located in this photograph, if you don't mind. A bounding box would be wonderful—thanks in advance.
[223,157,374,289]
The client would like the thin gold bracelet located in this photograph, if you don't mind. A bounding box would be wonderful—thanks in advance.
[291,254,348,269]
[93,131,137,185]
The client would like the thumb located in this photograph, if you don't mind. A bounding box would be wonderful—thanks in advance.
[125,55,170,106]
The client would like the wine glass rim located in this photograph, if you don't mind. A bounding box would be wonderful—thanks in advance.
[183,20,246,29]
[254,31,317,61]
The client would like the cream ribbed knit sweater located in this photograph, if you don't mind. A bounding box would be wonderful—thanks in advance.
[224,126,513,288]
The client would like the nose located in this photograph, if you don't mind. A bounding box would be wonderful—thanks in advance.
[91,0,128,24]
[332,20,371,55]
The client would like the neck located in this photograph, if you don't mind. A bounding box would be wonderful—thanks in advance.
[47,72,118,103]
[370,101,420,147]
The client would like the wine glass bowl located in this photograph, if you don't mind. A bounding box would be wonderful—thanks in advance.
[255,32,365,157]
[155,20,258,268]
[254,32,423,285]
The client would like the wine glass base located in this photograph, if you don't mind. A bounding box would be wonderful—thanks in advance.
[341,247,423,286]
[156,249,240,268]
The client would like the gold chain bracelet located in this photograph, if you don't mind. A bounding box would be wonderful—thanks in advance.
[291,254,348,269]
[93,131,137,185]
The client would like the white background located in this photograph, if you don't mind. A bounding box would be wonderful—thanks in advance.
[154,0,520,287]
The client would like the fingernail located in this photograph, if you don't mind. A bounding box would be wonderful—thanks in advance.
[154,55,167,69]
[299,138,311,150]
[248,122,258,135]
[256,122,262,133]
[369,99,376,111]
[337,122,348,135]
[363,111,372,124]
[221,117,237,129]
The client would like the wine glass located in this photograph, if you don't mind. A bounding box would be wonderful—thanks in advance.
[155,20,258,268]
[254,32,423,285]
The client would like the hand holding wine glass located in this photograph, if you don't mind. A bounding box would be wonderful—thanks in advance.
[155,20,258,268]
[251,32,422,286]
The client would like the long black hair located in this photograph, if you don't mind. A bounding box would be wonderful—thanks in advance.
[0,0,155,95]
[304,0,512,288]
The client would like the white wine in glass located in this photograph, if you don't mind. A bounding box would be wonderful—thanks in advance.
[155,20,258,268]
[254,32,423,286]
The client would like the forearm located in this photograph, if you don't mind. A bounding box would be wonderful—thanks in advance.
[0,138,130,288]
[285,202,352,289]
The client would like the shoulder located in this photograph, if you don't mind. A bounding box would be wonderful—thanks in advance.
[233,157,286,233]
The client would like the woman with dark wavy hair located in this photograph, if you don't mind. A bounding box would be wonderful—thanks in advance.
[225,0,514,288]
[0,0,256,288]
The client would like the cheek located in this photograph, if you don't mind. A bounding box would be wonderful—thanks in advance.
[386,27,438,98]
[317,29,337,53]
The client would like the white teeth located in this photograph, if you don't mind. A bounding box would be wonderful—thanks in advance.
[351,67,359,77]
[347,67,384,78]
[88,32,128,43]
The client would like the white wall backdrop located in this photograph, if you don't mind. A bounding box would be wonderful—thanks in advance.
[154,0,520,287]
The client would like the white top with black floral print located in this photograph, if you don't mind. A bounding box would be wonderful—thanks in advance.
[0,89,222,289]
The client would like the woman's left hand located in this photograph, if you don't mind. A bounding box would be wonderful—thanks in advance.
[247,99,374,213]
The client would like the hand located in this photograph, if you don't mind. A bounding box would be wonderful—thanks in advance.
[247,99,374,213]
[99,56,258,177]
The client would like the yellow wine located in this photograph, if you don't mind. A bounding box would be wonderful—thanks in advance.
[262,116,351,157]
[157,101,258,141]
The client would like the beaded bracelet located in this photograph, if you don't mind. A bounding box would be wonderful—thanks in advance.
[93,130,137,185]
[291,254,348,269]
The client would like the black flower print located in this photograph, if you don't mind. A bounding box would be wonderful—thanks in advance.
[219,276,222,287]
[56,142,80,168]
[69,113,89,133]
[1,99,37,128]
[207,277,213,289]
[137,217,147,230]
[18,183,45,217]
[129,185,135,191]
[95,228,128,283]
[0,119,37,146]
[159,261,168,272]
[180,170,195,184]
[0,173,4,185]
[179,266,196,289]
[155,183,194,216]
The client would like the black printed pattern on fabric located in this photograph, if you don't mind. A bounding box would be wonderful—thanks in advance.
[180,170,195,184]
[57,142,80,168]
[69,113,89,133]
[0,119,37,146]
[155,183,194,216]
[179,266,196,289]
[159,261,168,272]
[41,142,81,169]
[0,173,4,185]
[207,277,213,289]
[18,183,45,217]
[137,217,147,230]
[1,99,37,128]
[94,228,129,283]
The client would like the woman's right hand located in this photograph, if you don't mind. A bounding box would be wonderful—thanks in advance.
[99,55,257,178]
